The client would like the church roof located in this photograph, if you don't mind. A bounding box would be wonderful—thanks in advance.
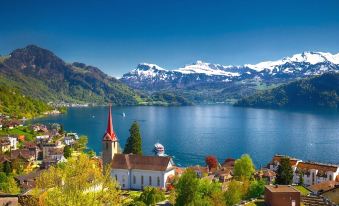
[111,154,172,171]
[103,105,117,141]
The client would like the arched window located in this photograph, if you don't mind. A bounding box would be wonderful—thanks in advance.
[115,175,117,180]
[329,174,332,180]
[157,176,160,186]
[141,176,144,185]
[149,176,152,185]
[133,175,136,184]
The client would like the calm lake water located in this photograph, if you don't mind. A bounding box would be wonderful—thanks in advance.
[31,105,339,167]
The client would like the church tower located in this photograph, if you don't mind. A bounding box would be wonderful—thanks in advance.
[102,105,119,166]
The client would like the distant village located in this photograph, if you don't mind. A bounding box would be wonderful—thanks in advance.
[0,109,338,206]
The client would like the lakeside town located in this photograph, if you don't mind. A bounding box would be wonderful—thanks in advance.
[0,107,338,206]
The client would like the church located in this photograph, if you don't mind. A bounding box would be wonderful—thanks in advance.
[102,106,175,190]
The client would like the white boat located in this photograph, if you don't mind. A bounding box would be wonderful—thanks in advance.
[122,112,126,117]
[154,142,165,156]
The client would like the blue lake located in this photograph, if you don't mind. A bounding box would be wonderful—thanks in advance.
[31,105,339,167]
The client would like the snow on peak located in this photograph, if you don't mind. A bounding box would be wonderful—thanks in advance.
[175,60,240,76]
[245,51,339,71]
[137,63,165,71]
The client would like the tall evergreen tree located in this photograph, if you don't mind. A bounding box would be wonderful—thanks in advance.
[123,121,143,155]
[276,157,294,185]
[3,161,12,175]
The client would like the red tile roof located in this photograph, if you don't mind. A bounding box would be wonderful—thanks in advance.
[308,180,339,193]
[10,149,34,161]
[111,154,172,171]
[271,155,300,166]
[297,162,339,173]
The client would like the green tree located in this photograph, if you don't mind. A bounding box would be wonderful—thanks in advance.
[246,180,265,199]
[63,145,73,158]
[138,186,165,206]
[276,157,293,185]
[74,135,88,152]
[3,161,12,175]
[175,169,200,206]
[234,154,255,180]
[299,172,304,185]
[123,121,143,155]
[197,178,224,206]
[0,172,20,194]
[87,149,96,158]
[224,181,243,206]
[33,154,121,206]
[11,158,25,174]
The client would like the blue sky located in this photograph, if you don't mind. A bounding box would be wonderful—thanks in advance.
[1,0,339,77]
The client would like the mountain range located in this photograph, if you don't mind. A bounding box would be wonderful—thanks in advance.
[1,45,339,107]
[235,72,339,108]
[0,45,141,105]
[121,51,339,103]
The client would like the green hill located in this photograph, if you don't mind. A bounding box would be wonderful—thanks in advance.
[0,45,141,105]
[0,84,51,118]
[235,73,339,108]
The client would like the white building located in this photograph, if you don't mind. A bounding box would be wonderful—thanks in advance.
[111,154,175,190]
[0,136,17,150]
[8,136,17,150]
[268,154,339,186]
[268,154,301,173]
[293,162,339,186]
[101,106,176,190]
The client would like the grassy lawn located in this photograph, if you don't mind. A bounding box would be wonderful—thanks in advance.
[0,126,36,141]
[245,199,265,206]
[293,185,311,196]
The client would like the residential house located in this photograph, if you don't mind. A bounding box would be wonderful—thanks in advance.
[0,155,11,166]
[268,155,339,186]
[215,167,233,183]
[64,136,75,146]
[188,165,208,178]
[8,136,17,150]
[48,148,65,162]
[268,154,301,173]
[111,154,176,190]
[15,169,45,191]
[23,142,39,161]
[31,124,48,133]
[265,185,300,206]
[255,168,276,184]
[36,135,50,144]
[9,149,36,172]
[42,141,64,159]
[221,158,235,169]
[294,162,339,186]
[0,138,11,153]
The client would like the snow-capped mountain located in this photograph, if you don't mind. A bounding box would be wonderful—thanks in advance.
[121,52,339,90]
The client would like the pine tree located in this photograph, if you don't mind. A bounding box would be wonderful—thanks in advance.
[276,157,294,185]
[4,161,12,175]
[123,121,143,155]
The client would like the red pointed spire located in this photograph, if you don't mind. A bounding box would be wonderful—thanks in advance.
[103,104,117,141]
